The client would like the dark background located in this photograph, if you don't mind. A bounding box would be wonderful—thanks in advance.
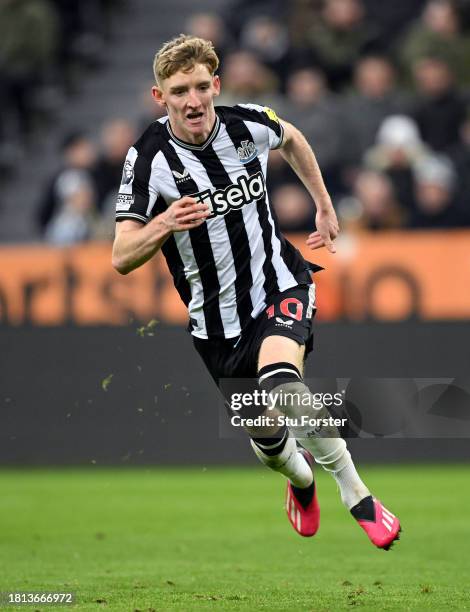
[2,322,469,465]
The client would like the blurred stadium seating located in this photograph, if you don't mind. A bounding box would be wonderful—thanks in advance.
[1,0,469,242]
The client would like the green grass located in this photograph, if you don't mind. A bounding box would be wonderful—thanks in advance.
[0,465,469,611]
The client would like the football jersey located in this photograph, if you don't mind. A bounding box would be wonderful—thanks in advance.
[116,103,316,339]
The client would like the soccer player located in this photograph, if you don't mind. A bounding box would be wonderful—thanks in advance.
[112,35,401,549]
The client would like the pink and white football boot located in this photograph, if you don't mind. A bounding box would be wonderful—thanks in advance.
[285,448,320,537]
[350,496,401,550]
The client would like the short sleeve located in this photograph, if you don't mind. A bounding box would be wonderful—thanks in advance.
[115,147,156,224]
[234,103,285,150]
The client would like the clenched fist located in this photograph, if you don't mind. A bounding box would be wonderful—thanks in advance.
[160,196,210,232]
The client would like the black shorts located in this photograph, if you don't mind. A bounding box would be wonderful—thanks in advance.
[192,283,316,415]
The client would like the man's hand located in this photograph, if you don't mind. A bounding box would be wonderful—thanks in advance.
[112,197,210,275]
[160,196,210,232]
[306,207,340,253]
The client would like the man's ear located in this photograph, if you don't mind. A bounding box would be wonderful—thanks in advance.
[152,85,166,107]
[213,74,221,97]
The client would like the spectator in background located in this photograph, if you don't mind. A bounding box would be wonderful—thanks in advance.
[364,115,431,211]
[341,56,408,165]
[305,0,379,90]
[37,131,97,234]
[217,51,283,109]
[338,169,406,231]
[360,0,427,49]
[52,0,110,89]
[239,16,293,90]
[222,0,288,43]
[271,184,315,232]
[283,67,344,194]
[44,170,97,245]
[0,0,59,141]
[411,56,468,153]
[93,119,136,209]
[399,0,470,87]
[410,154,469,228]
[266,149,300,196]
[186,12,233,69]
[287,0,322,49]
[137,81,167,133]
[447,117,470,212]
[91,118,137,240]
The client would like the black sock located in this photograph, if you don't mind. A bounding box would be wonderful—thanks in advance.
[251,425,288,457]
[291,481,315,509]
[350,495,375,521]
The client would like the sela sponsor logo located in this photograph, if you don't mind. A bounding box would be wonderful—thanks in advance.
[237,140,258,164]
[275,317,294,328]
[116,193,134,211]
[192,171,266,218]
[172,168,191,184]
[121,160,134,186]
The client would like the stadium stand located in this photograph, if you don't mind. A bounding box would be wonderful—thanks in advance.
[0,0,469,243]
[0,0,229,242]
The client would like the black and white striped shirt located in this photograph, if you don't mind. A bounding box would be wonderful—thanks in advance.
[116,103,317,339]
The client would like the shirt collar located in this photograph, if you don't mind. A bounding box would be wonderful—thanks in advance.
[166,115,220,151]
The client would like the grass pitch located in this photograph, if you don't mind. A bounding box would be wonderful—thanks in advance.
[0,465,469,611]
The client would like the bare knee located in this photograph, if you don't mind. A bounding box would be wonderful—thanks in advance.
[242,407,284,437]
[258,335,305,374]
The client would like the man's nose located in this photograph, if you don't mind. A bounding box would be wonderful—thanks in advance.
[187,89,200,107]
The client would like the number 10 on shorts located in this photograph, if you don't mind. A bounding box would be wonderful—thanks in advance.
[266,298,303,321]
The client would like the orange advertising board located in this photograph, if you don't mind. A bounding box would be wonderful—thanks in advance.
[289,230,470,321]
[0,230,468,326]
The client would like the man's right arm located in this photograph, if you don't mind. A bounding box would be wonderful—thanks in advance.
[112,196,209,275]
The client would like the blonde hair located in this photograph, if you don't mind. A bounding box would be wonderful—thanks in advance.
[153,34,219,85]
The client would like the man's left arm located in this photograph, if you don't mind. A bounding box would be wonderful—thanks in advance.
[278,119,339,253]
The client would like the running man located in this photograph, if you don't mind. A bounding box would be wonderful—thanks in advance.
[112,35,401,549]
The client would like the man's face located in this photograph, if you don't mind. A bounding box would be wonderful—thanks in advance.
[152,63,220,144]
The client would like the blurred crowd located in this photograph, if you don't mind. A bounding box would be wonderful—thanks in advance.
[0,0,124,176]
[22,0,470,244]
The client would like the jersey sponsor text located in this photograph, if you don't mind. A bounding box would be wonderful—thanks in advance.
[192,171,265,217]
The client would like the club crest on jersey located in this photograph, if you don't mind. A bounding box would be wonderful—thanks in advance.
[192,171,266,218]
[121,160,134,186]
[237,140,258,164]
[172,168,191,184]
